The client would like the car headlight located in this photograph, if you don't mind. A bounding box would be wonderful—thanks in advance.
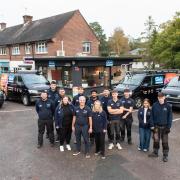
[28,90,39,94]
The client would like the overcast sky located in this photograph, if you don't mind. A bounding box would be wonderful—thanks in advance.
[0,0,179,38]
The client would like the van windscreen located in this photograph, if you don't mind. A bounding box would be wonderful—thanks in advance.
[167,77,180,88]
[121,74,144,86]
[22,74,48,85]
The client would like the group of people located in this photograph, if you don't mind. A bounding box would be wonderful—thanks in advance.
[35,80,173,162]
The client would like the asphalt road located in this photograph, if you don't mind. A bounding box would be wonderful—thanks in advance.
[0,101,180,180]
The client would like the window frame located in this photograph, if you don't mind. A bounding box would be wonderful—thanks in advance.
[82,42,91,54]
[25,43,31,54]
[35,42,48,54]
[0,46,7,55]
[12,45,20,55]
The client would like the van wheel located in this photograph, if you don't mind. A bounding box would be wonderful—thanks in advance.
[22,95,30,106]
[134,97,143,109]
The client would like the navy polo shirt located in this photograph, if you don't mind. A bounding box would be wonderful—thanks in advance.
[75,106,92,126]
[120,97,134,119]
[107,99,121,121]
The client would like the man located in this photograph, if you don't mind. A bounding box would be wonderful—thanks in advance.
[107,90,123,150]
[149,92,172,162]
[100,89,111,142]
[47,80,59,102]
[72,87,88,107]
[47,80,58,140]
[35,91,55,148]
[55,88,71,108]
[119,89,134,144]
[87,90,99,145]
[72,96,93,158]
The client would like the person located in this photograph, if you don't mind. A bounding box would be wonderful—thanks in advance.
[72,87,88,107]
[87,90,99,145]
[72,96,93,158]
[149,92,173,162]
[54,88,71,108]
[92,100,107,159]
[138,99,151,152]
[55,96,74,152]
[119,89,134,144]
[35,91,55,148]
[100,89,111,142]
[107,90,123,150]
[46,80,58,139]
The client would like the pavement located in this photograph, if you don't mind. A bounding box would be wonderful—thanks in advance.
[0,101,180,180]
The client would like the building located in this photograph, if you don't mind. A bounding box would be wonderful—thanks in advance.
[0,10,99,73]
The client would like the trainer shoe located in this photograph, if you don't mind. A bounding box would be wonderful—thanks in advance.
[95,152,101,156]
[163,156,168,162]
[143,149,148,152]
[73,151,81,156]
[59,146,64,152]
[138,147,142,151]
[85,154,90,159]
[108,143,114,150]
[116,143,122,150]
[101,156,106,160]
[66,144,71,151]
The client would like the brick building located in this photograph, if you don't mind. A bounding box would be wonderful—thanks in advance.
[0,10,99,73]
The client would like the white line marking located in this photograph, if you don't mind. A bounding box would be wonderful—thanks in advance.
[0,109,32,113]
[173,118,180,122]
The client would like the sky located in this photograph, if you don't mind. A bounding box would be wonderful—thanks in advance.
[0,0,180,38]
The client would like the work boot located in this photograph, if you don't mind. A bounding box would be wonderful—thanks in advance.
[148,151,158,158]
[163,156,168,162]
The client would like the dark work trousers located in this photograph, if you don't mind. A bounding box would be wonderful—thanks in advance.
[107,121,111,142]
[46,118,54,137]
[120,118,133,141]
[109,120,121,144]
[90,132,95,144]
[94,132,105,156]
[75,125,90,154]
[38,119,54,145]
[59,126,72,145]
[153,126,169,156]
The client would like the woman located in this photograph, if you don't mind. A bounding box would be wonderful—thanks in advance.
[138,98,151,152]
[92,100,107,159]
[55,96,74,152]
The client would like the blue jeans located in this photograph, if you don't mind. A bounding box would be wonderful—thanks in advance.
[139,128,151,150]
[75,125,90,154]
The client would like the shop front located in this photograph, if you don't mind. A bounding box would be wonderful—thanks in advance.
[26,56,139,95]
[0,60,9,74]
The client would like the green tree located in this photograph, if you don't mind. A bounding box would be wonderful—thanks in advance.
[89,22,109,56]
[108,27,129,55]
[151,12,180,68]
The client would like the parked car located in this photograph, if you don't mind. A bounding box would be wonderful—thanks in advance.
[161,75,180,108]
[0,90,4,108]
[7,70,50,106]
[114,71,168,108]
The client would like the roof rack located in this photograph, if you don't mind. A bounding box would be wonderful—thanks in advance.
[127,69,180,75]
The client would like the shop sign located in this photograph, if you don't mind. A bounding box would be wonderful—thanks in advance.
[48,61,55,68]
[106,60,113,67]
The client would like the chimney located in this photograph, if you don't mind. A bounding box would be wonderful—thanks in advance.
[23,15,33,24]
[0,22,6,31]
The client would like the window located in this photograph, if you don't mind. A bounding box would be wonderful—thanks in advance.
[153,75,164,85]
[25,43,31,54]
[0,47,7,55]
[12,45,20,55]
[35,42,47,54]
[83,42,91,53]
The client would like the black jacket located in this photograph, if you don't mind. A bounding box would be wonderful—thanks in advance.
[35,99,55,120]
[150,101,173,128]
[47,89,59,101]
[92,111,107,133]
[138,107,151,128]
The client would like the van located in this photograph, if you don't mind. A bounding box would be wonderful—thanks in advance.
[114,70,175,108]
[162,75,180,108]
[7,71,50,105]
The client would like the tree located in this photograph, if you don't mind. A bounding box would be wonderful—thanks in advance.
[150,12,180,68]
[89,22,109,56]
[108,27,129,55]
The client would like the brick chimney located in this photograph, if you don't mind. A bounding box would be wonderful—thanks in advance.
[0,22,6,31]
[23,15,33,24]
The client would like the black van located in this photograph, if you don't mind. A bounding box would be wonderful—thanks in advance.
[161,75,180,108]
[7,71,50,106]
[114,71,166,108]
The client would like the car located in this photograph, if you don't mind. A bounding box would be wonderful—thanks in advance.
[7,70,50,106]
[114,70,168,108]
[0,90,4,108]
[161,75,180,108]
